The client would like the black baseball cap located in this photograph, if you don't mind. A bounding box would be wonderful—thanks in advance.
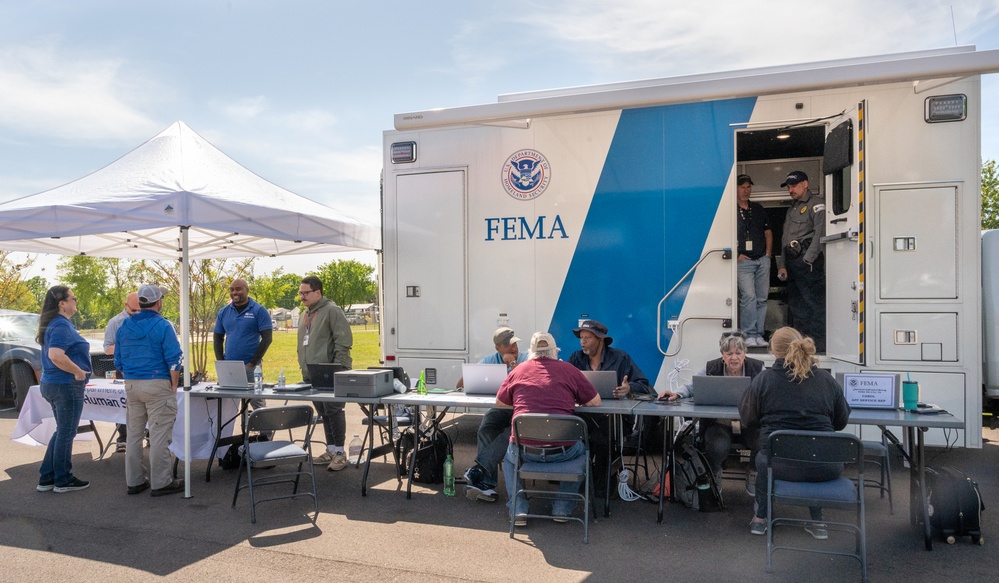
[737,174,753,186]
[780,171,808,188]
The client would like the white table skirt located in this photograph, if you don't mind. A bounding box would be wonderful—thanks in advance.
[12,380,239,460]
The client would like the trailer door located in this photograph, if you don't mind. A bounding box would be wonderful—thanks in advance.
[395,171,466,351]
[822,102,866,364]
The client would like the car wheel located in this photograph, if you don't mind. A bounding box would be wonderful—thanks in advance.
[10,362,36,412]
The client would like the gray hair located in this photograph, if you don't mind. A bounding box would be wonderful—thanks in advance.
[530,347,559,360]
[719,333,747,353]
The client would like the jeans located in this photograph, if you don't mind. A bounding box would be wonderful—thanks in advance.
[738,256,770,338]
[39,380,87,486]
[475,408,513,487]
[503,440,586,516]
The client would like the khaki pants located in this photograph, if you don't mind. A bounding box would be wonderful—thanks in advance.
[125,379,177,490]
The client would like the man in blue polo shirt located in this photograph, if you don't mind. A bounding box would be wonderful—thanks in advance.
[213,278,273,397]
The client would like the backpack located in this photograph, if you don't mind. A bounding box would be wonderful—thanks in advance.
[673,420,725,511]
[396,422,452,484]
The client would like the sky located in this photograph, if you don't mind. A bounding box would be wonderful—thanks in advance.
[1,0,998,284]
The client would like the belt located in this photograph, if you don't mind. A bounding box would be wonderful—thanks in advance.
[522,445,570,456]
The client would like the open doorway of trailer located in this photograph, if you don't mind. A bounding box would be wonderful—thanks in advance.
[735,125,825,353]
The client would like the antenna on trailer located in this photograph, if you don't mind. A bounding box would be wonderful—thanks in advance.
[951,5,958,45]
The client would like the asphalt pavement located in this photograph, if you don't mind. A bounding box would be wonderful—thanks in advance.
[1,404,997,582]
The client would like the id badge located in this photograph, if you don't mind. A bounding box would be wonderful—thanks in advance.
[302,333,309,346]
[745,241,753,252]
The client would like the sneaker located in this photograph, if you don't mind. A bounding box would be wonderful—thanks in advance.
[804,524,829,540]
[54,477,90,493]
[327,451,348,471]
[313,451,334,466]
[115,442,127,453]
[463,466,498,502]
[36,480,55,492]
[127,481,150,495]
[745,469,757,496]
[552,513,571,523]
[750,519,767,536]
[512,514,528,527]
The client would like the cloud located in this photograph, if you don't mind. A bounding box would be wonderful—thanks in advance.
[0,42,161,142]
[518,0,999,77]
[213,96,269,121]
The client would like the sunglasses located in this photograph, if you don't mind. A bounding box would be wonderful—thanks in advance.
[721,330,746,339]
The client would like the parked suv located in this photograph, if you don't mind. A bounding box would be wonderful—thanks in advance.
[0,309,113,411]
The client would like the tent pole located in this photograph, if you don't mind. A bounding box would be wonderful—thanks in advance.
[180,226,192,498]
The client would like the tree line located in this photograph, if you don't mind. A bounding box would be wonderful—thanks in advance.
[0,255,376,376]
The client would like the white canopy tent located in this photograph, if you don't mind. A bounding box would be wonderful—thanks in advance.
[0,121,380,497]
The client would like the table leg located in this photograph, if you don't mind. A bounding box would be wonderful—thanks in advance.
[657,416,675,524]
[917,428,933,551]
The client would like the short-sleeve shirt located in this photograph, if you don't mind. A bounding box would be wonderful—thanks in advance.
[214,298,273,363]
[497,358,598,445]
[41,315,92,384]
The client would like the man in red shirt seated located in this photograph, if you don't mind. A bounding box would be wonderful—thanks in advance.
[497,332,601,527]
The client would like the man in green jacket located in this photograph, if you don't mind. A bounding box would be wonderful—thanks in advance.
[297,275,353,471]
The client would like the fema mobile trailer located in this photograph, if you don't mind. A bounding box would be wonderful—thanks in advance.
[381,46,999,447]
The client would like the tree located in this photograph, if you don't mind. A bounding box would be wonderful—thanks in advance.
[312,259,376,311]
[251,268,301,309]
[57,256,111,328]
[984,158,999,230]
[0,252,41,312]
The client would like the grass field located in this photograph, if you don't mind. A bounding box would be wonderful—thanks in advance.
[203,326,381,383]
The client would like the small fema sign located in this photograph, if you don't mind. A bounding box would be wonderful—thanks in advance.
[501,149,551,200]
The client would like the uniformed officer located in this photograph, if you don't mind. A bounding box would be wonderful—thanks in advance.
[776,170,826,351]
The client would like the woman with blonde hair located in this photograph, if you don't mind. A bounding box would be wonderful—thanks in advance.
[739,327,850,538]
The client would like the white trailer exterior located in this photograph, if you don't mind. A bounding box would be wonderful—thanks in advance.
[381,46,999,447]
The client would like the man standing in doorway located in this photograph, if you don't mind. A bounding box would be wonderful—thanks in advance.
[104,291,139,453]
[776,170,826,351]
[213,278,273,410]
[736,174,772,347]
[297,275,353,471]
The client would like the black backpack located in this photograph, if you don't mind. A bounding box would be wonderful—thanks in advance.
[673,420,725,511]
[396,422,452,484]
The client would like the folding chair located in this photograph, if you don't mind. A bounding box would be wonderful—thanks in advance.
[766,430,867,583]
[860,436,893,514]
[509,414,592,543]
[231,405,318,524]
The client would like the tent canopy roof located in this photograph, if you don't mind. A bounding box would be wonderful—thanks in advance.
[0,121,380,259]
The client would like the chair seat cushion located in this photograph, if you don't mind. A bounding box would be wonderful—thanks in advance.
[861,441,888,455]
[774,476,856,503]
[246,440,308,462]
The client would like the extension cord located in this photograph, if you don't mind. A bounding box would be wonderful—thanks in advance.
[617,468,645,502]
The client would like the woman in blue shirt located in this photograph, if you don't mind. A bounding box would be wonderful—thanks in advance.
[35,286,92,493]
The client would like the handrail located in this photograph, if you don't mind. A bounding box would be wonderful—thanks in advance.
[656,248,731,356]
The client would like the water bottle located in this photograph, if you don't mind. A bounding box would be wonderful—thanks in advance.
[443,454,455,496]
[277,368,286,388]
[348,434,363,465]
[416,370,428,395]
[253,364,263,393]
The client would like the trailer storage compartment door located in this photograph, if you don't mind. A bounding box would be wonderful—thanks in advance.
[395,171,466,350]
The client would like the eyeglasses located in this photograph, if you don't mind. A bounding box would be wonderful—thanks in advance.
[299,289,316,297]
[721,330,746,338]
[63,296,78,302]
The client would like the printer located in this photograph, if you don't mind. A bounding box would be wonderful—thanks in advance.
[333,369,394,398]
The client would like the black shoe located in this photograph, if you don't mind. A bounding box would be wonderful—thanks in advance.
[127,481,150,495]
[54,477,89,493]
[151,479,184,497]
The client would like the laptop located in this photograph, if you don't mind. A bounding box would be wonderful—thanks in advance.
[215,360,253,390]
[462,363,508,395]
[690,375,751,406]
[582,370,619,399]
[308,363,342,391]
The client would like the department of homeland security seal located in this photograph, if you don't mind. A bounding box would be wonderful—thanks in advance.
[501,149,551,200]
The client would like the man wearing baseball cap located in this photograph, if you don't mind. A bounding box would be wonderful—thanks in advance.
[776,171,826,351]
[736,174,772,347]
[461,326,529,503]
[497,331,600,526]
[114,284,184,497]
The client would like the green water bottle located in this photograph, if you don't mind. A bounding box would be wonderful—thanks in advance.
[417,370,427,395]
[443,454,455,496]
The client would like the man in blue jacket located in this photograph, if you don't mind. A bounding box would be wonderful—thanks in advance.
[114,284,184,497]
